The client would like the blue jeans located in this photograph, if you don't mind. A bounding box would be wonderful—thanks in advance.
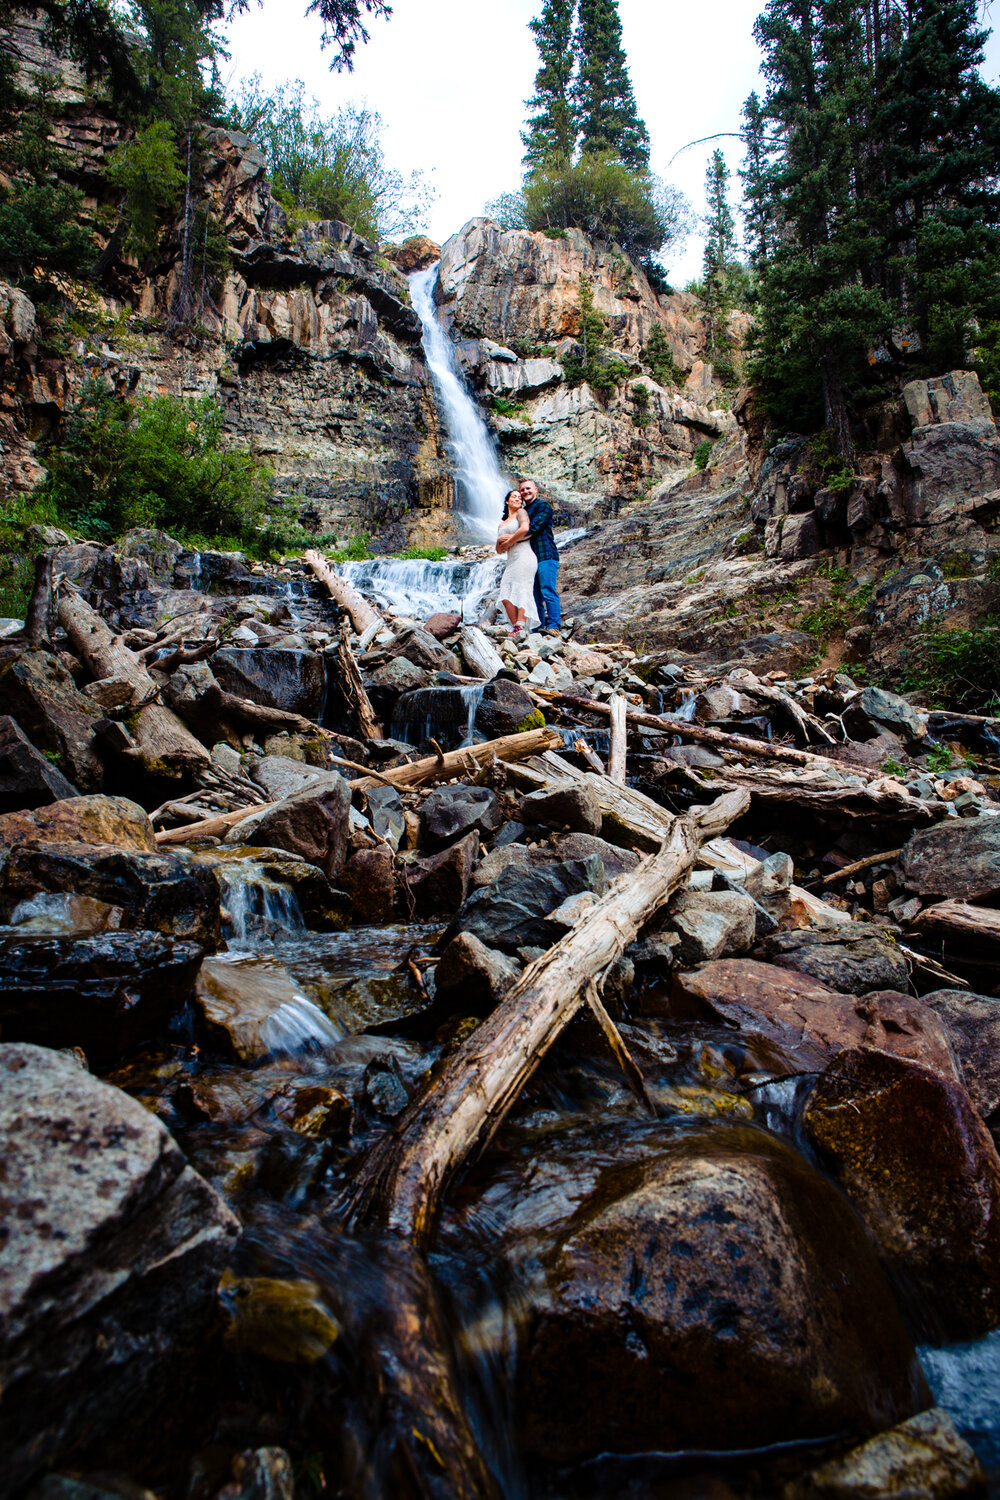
[533,558,561,628]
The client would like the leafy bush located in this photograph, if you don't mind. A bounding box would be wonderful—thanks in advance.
[693,439,714,470]
[106,120,185,260]
[394,545,447,562]
[901,623,1000,713]
[37,381,273,548]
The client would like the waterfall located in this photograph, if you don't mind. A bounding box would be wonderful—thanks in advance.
[337,554,503,623]
[409,264,509,541]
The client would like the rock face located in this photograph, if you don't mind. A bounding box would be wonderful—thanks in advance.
[517,1125,927,1462]
[0,1044,238,1492]
[0,714,79,810]
[756,924,911,995]
[898,818,1000,901]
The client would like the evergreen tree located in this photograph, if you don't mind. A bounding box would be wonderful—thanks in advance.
[574,0,649,168]
[522,0,577,169]
[701,149,738,376]
[740,91,772,268]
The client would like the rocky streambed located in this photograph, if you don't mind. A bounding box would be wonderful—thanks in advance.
[2,528,1000,1500]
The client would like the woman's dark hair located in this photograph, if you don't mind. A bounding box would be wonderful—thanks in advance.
[502,488,519,521]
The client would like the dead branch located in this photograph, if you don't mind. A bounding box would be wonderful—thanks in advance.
[305,549,379,634]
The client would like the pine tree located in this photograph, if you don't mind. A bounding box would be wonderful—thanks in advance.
[701,150,738,376]
[522,0,577,169]
[574,0,650,168]
[740,91,772,269]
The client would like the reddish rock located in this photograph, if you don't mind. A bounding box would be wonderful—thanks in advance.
[0,793,155,853]
[804,1047,1000,1340]
[405,831,478,916]
[424,611,461,640]
[340,845,396,923]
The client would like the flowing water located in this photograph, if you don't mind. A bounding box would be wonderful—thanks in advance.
[336,554,503,622]
[409,264,509,541]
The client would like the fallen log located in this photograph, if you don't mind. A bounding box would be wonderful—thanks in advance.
[305,549,379,635]
[575,737,606,775]
[732,672,836,745]
[24,553,52,648]
[507,750,673,851]
[156,803,258,844]
[458,626,504,681]
[701,765,945,824]
[344,787,750,1244]
[337,617,381,741]
[200,682,329,738]
[608,693,627,785]
[350,726,562,792]
[57,584,210,776]
[913,899,1000,951]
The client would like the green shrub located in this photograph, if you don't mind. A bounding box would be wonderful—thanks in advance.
[490,395,526,418]
[630,382,650,428]
[106,121,185,261]
[693,439,714,470]
[901,622,1000,713]
[520,152,688,272]
[394,545,447,562]
[561,276,630,397]
[327,533,374,562]
[642,323,679,386]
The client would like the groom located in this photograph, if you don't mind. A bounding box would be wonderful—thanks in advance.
[519,478,561,633]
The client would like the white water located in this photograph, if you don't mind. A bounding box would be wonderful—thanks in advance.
[338,555,503,623]
[409,265,508,541]
[218,863,306,949]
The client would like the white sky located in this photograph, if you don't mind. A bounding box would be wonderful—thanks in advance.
[222,0,1000,288]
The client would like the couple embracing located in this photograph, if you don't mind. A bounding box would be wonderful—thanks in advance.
[495,477,561,637]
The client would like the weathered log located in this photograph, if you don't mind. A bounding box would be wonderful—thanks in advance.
[699,835,854,930]
[156,803,257,844]
[199,682,327,737]
[337,617,381,741]
[24,553,52,648]
[608,693,627,785]
[57,584,210,776]
[575,737,606,775]
[914,899,1000,950]
[344,788,750,1244]
[701,765,944,824]
[507,750,673,851]
[350,726,562,792]
[458,626,504,681]
[733,674,836,745]
[305,549,379,634]
[356,615,386,652]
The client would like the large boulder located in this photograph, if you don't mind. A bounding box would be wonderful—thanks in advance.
[230,774,351,879]
[520,783,603,836]
[804,1047,1000,1340]
[0,714,79,811]
[898,819,1000,902]
[0,843,221,949]
[339,844,397,923]
[213,647,328,719]
[0,1044,238,1492]
[247,754,338,803]
[516,1124,927,1461]
[756,924,911,995]
[404,831,478,916]
[451,853,606,955]
[475,677,536,737]
[0,650,104,791]
[433,931,521,1011]
[843,686,927,746]
[920,989,1000,1120]
[419,783,503,850]
[385,624,460,675]
[0,930,203,1064]
[0,794,155,853]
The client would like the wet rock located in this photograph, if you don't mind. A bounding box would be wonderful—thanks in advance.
[0,714,79,811]
[424,610,461,640]
[0,793,155,853]
[386,624,460,675]
[405,830,478,916]
[419,782,503,850]
[844,687,927,746]
[0,649,103,791]
[215,1446,296,1500]
[222,849,351,931]
[433,931,521,1011]
[898,818,1000,902]
[757,924,910,995]
[452,853,605,955]
[27,1475,158,1500]
[232,774,351,879]
[330,970,431,1033]
[0,1043,238,1493]
[363,1055,410,1116]
[340,845,396,922]
[919,989,1000,1119]
[786,1406,985,1500]
[475,677,536,737]
[0,930,203,1063]
[195,955,341,1062]
[7,891,125,934]
[671,960,959,1080]
[213,647,327,718]
[804,1047,1000,1339]
[365,783,406,849]
[668,888,756,963]
[520,783,602,836]
[368,655,428,695]
[518,1124,927,1462]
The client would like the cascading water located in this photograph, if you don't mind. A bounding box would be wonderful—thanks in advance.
[337,553,503,623]
[409,264,509,541]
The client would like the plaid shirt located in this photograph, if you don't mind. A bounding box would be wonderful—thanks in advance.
[526,497,559,563]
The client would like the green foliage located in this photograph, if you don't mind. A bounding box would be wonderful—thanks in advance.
[36,380,273,549]
[629,381,650,428]
[574,0,650,168]
[901,621,1000,713]
[490,395,526,418]
[107,120,185,260]
[642,322,679,385]
[693,439,714,470]
[394,545,448,562]
[0,76,94,286]
[521,152,687,271]
[881,756,908,778]
[701,149,741,382]
[561,275,629,396]
[326,532,373,562]
[522,0,576,169]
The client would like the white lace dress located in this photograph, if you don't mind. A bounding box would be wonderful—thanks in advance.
[498,516,539,625]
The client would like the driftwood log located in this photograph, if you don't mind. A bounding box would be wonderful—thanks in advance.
[344,788,750,1244]
[350,726,562,792]
[24,553,52,648]
[608,693,627,785]
[305,549,379,634]
[913,900,1000,951]
[337,618,381,741]
[458,626,504,681]
[702,764,945,824]
[57,585,210,776]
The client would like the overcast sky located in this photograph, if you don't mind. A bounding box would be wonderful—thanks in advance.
[222,0,1000,287]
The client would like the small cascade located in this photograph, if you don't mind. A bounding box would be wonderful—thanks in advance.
[663,686,698,722]
[217,862,306,949]
[392,682,487,749]
[260,993,343,1055]
[409,265,509,540]
[337,554,503,622]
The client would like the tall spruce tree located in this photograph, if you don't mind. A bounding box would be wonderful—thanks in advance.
[575,0,650,167]
[740,91,772,268]
[522,0,577,168]
[701,149,738,375]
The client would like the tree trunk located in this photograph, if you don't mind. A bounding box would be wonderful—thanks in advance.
[337,618,382,741]
[305,549,379,634]
[350,726,562,792]
[24,553,52,648]
[820,346,854,460]
[344,789,750,1245]
[458,627,504,680]
[607,693,627,784]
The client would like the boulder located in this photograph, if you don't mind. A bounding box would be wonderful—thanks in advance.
[247,754,337,803]
[0,843,222,949]
[520,783,603,836]
[367,656,429,695]
[898,819,1000,902]
[0,714,79,811]
[517,1124,927,1462]
[0,793,155,853]
[213,647,327,719]
[195,955,341,1062]
[804,1047,1000,1340]
[365,783,406,850]
[386,625,460,675]
[756,924,910,995]
[903,369,995,432]
[0,1044,238,1492]
[671,960,960,1080]
[451,853,606,955]
[475,677,536,737]
[419,783,503,850]
[552,832,640,881]
[433,931,521,1012]
[340,845,396,922]
[844,686,927,745]
[787,1407,985,1500]
[920,989,1000,1120]
[667,888,757,963]
[0,931,203,1064]
[0,650,103,791]
[231,774,351,879]
[424,611,461,640]
[404,831,478,917]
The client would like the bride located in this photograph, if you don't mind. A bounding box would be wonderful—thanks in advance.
[496,488,539,635]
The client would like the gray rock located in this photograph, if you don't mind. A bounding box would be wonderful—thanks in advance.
[844,686,926,745]
[404,831,478,916]
[452,854,605,955]
[365,783,406,849]
[898,817,1000,902]
[434,931,521,1011]
[368,655,428,694]
[475,677,536,737]
[0,649,103,792]
[757,924,910,995]
[920,989,1000,1120]
[211,740,243,777]
[668,888,757,963]
[386,625,461,675]
[0,1044,238,1492]
[213,647,327,719]
[553,832,640,881]
[520,783,603,836]
[230,774,351,879]
[248,753,335,803]
[419,783,503,850]
[0,714,79,812]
